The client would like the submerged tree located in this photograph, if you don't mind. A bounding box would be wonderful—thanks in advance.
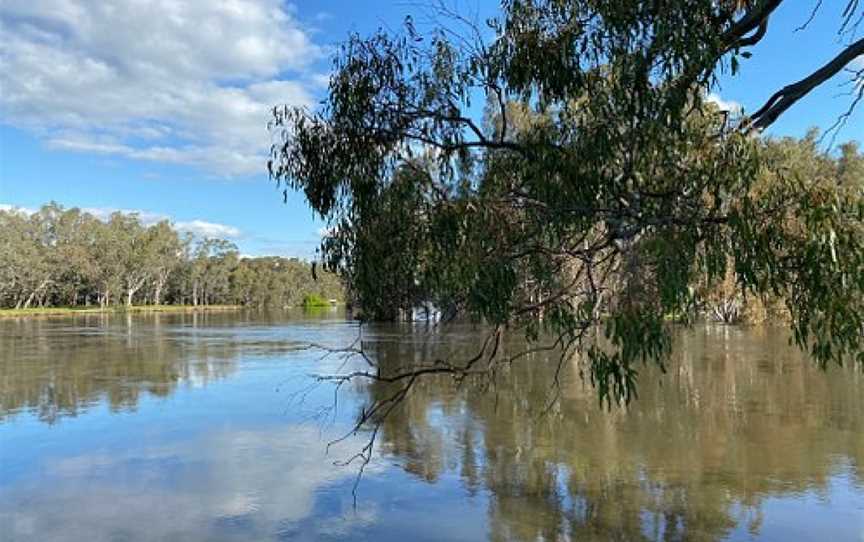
[270,1,864,406]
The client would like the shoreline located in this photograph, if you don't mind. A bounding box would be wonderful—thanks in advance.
[0,305,243,319]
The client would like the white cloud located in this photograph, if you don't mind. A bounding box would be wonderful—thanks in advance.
[0,1,324,176]
[0,202,168,223]
[2,426,383,541]
[0,203,37,215]
[80,206,168,225]
[175,219,242,239]
[81,208,243,238]
[706,92,743,114]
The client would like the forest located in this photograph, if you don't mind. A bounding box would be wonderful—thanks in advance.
[0,203,342,310]
[697,133,864,324]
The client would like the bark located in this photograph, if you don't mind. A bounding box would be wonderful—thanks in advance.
[22,280,50,309]
[124,274,149,307]
[154,280,164,306]
[153,267,172,306]
[721,0,784,50]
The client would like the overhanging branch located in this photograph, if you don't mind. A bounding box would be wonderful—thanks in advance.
[722,0,785,50]
[747,37,864,131]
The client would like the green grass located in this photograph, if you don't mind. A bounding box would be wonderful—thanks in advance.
[0,304,242,318]
[302,294,332,308]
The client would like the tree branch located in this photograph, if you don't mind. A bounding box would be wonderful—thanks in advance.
[721,0,785,50]
[747,37,864,131]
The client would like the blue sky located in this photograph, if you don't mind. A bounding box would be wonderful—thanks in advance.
[1,1,862,258]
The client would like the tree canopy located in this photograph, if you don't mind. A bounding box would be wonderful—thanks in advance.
[269,0,864,405]
[0,204,342,311]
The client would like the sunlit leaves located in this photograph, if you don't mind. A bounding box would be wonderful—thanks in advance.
[270,0,864,405]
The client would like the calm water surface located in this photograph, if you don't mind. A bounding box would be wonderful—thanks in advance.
[0,311,861,541]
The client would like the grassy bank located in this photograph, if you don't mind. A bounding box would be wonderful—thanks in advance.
[0,305,242,318]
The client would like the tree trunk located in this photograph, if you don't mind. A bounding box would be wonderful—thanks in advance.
[125,275,149,307]
[23,280,49,309]
[153,269,170,306]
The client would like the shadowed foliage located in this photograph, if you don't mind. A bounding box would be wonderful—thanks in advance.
[270,0,864,405]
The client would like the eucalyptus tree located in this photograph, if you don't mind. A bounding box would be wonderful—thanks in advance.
[0,211,17,306]
[230,258,261,306]
[270,0,864,406]
[0,203,336,309]
[698,133,864,324]
[188,238,239,306]
[0,209,42,308]
[90,214,130,308]
[15,208,56,308]
[202,239,239,305]
[839,141,864,188]
[231,257,288,307]
[102,213,158,307]
[147,221,183,306]
[0,204,97,307]
[49,205,102,306]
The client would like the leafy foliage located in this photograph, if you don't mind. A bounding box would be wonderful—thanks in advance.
[270,1,864,404]
[0,204,343,310]
[701,134,864,329]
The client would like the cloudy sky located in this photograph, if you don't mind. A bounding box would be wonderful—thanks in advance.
[1,1,862,257]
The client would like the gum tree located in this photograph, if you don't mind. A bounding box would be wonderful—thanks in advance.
[270,1,864,408]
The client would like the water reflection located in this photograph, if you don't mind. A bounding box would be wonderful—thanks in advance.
[360,324,864,541]
[0,311,335,423]
[0,315,862,541]
[0,425,380,541]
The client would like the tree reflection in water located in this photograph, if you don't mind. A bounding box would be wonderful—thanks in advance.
[357,323,863,541]
[1,316,860,540]
[0,311,311,424]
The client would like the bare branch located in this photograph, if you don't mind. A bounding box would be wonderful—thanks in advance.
[795,0,823,32]
[747,37,864,131]
[820,76,864,146]
[840,0,862,35]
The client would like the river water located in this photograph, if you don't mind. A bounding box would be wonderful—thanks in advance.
[0,311,861,541]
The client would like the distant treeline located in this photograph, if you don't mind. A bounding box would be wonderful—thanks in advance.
[0,203,342,309]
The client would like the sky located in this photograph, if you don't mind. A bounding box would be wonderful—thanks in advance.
[1,1,862,259]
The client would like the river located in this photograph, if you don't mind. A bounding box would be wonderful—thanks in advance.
[0,311,861,541]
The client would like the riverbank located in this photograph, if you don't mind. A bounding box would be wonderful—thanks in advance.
[0,305,243,318]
